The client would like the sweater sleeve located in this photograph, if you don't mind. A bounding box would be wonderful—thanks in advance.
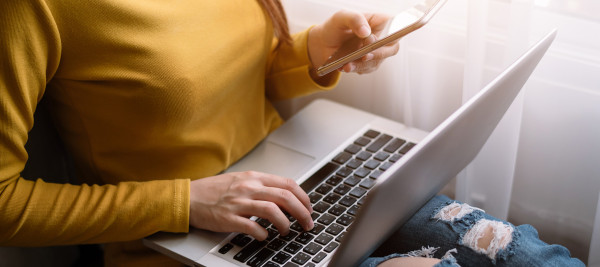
[265,28,341,101]
[0,0,189,247]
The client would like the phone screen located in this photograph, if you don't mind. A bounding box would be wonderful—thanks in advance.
[316,0,446,76]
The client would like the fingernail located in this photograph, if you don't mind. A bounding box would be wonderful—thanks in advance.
[363,53,374,61]
[348,63,356,72]
[358,25,371,38]
[305,220,314,231]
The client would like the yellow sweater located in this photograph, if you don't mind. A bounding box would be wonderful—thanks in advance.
[0,0,339,265]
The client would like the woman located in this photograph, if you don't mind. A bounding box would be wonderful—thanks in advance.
[0,0,584,266]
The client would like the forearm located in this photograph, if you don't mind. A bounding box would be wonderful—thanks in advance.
[0,177,189,246]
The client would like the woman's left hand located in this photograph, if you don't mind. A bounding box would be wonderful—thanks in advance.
[308,10,400,75]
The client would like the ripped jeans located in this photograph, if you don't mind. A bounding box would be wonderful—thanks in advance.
[360,195,585,267]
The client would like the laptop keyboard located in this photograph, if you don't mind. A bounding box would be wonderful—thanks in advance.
[215,129,416,267]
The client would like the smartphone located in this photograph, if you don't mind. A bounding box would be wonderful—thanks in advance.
[316,0,447,76]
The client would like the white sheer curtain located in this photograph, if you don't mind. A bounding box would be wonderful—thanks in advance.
[281,0,600,264]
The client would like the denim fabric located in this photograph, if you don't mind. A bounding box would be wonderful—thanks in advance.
[360,195,585,267]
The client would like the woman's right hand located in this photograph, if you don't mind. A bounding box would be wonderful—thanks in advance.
[189,171,314,241]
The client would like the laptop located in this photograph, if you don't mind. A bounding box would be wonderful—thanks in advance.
[144,30,557,267]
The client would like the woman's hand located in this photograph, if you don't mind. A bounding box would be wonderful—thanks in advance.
[189,171,314,241]
[308,10,400,75]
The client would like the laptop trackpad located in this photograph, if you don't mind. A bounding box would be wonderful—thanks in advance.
[225,141,315,179]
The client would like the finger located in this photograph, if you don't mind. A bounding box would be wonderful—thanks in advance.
[365,13,392,35]
[356,60,380,74]
[231,215,269,241]
[369,41,400,62]
[254,187,314,231]
[333,10,371,38]
[257,174,313,214]
[237,200,292,237]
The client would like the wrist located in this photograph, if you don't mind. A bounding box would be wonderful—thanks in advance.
[307,25,327,69]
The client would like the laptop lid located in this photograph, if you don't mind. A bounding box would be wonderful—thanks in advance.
[328,29,557,267]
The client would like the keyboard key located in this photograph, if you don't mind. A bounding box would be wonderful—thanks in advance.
[332,151,352,164]
[346,159,362,169]
[290,221,304,232]
[313,252,328,263]
[271,251,292,264]
[366,134,393,152]
[336,214,355,226]
[359,178,376,189]
[364,130,380,139]
[384,138,406,153]
[234,240,268,263]
[267,239,287,251]
[247,248,274,267]
[344,144,362,154]
[349,187,367,198]
[354,136,371,147]
[218,243,233,254]
[315,184,333,194]
[369,170,383,179]
[343,176,360,186]
[308,223,326,235]
[313,201,331,213]
[256,218,271,228]
[266,228,278,241]
[356,151,372,161]
[301,162,339,192]
[358,196,367,206]
[231,233,252,247]
[398,142,416,154]
[336,232,347,242]
[308,192,323,204]
[364,159,380,170]
[291,252,311,265]
[323,193,341,204]
[317,214,336,225]
[339,196,357,207]
[295,232,314,244]
[280,231,298,241]
[328,204,347,216]
[323,242,339,253]
[325,224,344,236]
[347,205,360,216]
[284,242,303,254]
[380,161,393,171]
[311,212,320,221]
[326,176,343,186]
[353,167,370,178]
[374,151,391,161]
[389,153,402,163]
[314,233,334,245]
[333,184,352,195]
[336,167,353,177]
[264,261,281,267]
[303,242,323,255]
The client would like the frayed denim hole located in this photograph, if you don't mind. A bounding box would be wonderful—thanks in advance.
[494,225,521,263]
[432,202,485,223]
[431,201,457,220]
[460,219,515,264]
[399,246,439,258]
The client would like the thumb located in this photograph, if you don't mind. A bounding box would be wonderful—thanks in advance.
[349,13,371,38]
[335,10,371,38]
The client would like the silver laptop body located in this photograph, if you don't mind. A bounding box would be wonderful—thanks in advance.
[144,30,557,267]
